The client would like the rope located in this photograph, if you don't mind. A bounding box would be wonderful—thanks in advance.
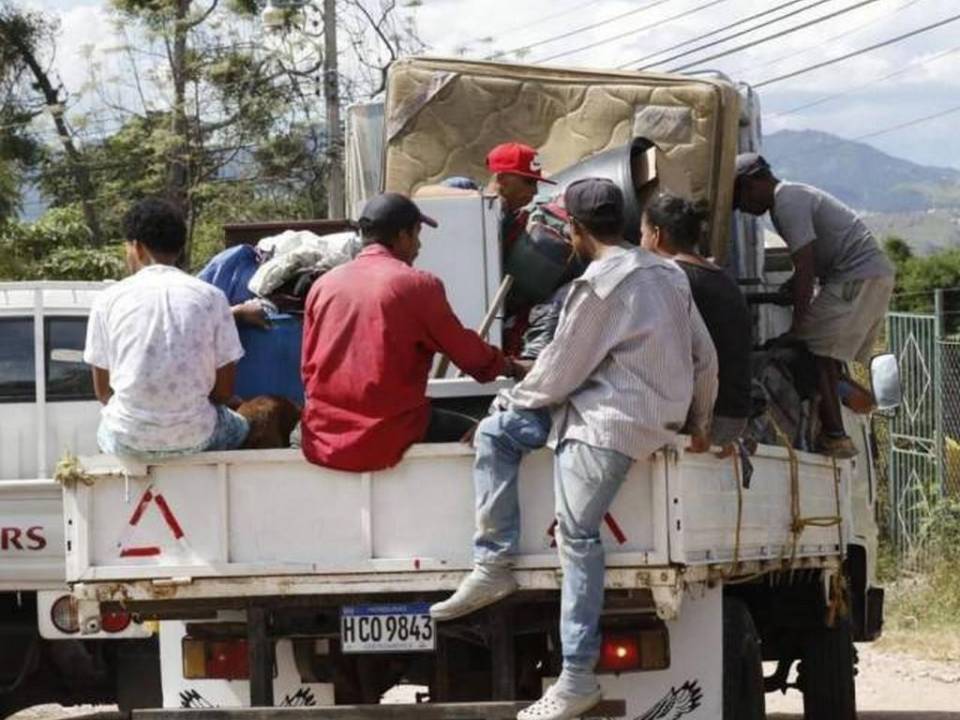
[730,451,744,573]
[53,453,95,487]
[765,412,843,567]
[766,412,850,624]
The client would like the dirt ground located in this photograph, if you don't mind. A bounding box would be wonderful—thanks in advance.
[767,642,960,718]
[9,643,960,720]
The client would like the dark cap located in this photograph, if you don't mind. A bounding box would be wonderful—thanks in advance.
[357,192,438,235]
[564,177,624,228]
[735,153,771,178]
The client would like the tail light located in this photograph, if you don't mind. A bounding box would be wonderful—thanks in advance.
[50,595,80,634]
[596,628,669,673]
[183,637,250,680]
[101,609,132,633]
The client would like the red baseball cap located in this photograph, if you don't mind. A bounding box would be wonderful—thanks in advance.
[486,142,556,184]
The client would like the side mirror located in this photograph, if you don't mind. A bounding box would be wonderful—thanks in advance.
[870,353,901,416]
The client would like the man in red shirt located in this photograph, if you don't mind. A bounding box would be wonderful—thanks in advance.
[301,192,520,472]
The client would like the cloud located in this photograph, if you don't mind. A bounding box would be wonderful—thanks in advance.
[28,0,960,168]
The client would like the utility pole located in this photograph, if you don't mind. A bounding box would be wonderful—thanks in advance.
[323,0,345,219]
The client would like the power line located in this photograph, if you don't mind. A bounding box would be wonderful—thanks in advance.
[726,0,927,77]
[534,0,735,65]
[774,102,960,164]
[632,0,837,71]
[669,0,882,72]
[619,0,813,69]
[464,0,585,45]
[754,10,960,87]
[855,103,960,141]
[769,41,960,118]
[494,0,677,59]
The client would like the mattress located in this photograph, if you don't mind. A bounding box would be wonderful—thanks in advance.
[383,58,740,259]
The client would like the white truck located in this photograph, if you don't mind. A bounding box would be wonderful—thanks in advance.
[24,58,893,720]
[0,283,159,718]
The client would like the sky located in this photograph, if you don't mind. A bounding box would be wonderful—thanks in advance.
[23,0,960,169]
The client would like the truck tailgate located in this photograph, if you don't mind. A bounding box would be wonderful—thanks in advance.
[0,480,65,590]
[64,441,851,598]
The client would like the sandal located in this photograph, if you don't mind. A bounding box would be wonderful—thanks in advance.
[517,686,603,720]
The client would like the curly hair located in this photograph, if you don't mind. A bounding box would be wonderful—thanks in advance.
[122,197,186,256]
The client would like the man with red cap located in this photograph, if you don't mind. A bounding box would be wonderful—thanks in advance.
[486,142,555,255]
[485,142,587,357]
[300,192,526,472]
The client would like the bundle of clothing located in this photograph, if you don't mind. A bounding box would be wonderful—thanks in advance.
[199,229,361,313]
[746,338,820,453]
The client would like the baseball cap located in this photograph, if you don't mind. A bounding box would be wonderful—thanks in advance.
[564,177,624,228]
[357,192,438,234]
[486,142,557,184]
[735,153,771,179]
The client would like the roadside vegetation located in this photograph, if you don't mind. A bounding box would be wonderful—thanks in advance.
[877,500,960,661]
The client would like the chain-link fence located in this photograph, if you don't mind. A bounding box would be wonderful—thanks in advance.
[941,339,960,498]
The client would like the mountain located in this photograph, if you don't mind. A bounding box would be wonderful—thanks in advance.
[763,129,960,253]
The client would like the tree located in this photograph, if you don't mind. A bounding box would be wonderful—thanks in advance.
[884,235,960,333]
[0,2,103,242]
[883,236,912,266]
[0,205,123,280]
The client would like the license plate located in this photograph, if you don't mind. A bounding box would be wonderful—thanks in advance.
[340,603,435,653]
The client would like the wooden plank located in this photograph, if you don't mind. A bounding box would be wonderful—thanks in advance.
[135,699,626,720]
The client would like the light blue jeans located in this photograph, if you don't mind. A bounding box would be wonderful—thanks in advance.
[97,404,250,460]
[473,408,552,565]
[472,409,633,691]
[553,439,633,688]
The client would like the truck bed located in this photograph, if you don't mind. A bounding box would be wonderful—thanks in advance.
[65,441,851,604]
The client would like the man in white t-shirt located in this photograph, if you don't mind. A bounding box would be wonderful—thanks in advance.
[83,198,250,458]
[734,154,895,458]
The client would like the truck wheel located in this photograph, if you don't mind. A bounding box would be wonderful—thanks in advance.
[799,622,856,720]
[722,597,765,720]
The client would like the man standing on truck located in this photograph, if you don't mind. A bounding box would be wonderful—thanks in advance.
[431,178,718,720]
[83,198,250,458]
[300,192,526,472]
[733,153,895,458]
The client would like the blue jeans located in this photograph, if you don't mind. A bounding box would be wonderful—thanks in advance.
[97,404,250,460]
[472,409,633,681]
[473,408,552,565]
[554,439,633,677]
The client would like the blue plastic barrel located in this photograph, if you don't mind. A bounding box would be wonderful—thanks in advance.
[235,313,304,405]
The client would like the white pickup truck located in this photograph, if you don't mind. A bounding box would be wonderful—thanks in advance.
[56,58,895,720]
[0,283,158,718]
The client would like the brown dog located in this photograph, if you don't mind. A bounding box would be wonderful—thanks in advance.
[235,395,302,449]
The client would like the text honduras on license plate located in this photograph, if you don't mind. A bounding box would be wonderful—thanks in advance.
[341,602,435,653]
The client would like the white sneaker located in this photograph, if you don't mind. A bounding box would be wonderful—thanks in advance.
[429,565,518,621]
[517,685,603,720]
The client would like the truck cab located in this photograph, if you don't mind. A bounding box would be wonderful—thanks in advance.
[0,282,159,717]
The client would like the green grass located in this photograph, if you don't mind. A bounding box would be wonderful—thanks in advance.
[875,503,960,661]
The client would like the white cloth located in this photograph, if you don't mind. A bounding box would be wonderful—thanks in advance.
[249,230,360,297]
[503,245,719,460]
[83,265,244,452]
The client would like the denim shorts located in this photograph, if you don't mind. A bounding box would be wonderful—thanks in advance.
[97,405,250,460]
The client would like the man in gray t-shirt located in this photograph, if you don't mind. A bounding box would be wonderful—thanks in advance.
[734,153,894,459]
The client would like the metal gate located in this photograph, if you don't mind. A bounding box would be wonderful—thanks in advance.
[885,287,960,563]
[886,309,940,561]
